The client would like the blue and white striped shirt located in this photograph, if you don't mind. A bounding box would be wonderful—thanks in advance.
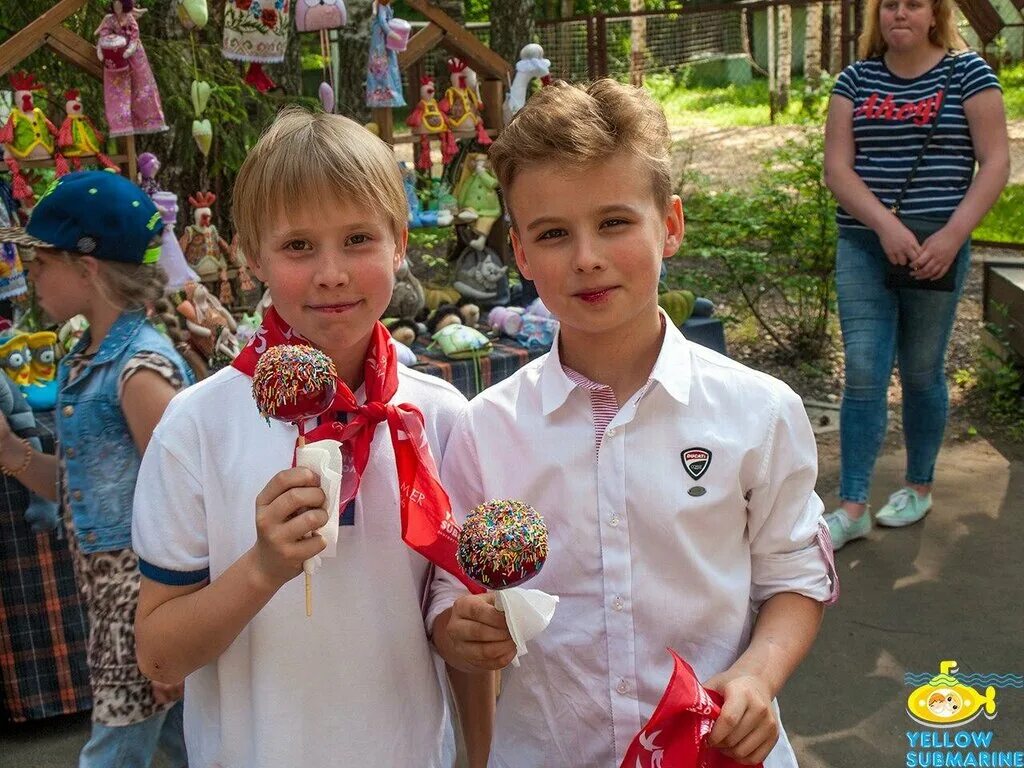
[832,51,1000,229]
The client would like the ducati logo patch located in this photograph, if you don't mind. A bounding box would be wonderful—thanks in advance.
[681,448,712,481]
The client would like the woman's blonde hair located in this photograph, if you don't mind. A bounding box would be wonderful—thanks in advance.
[488,78,673,220]
[232,107,407,260]
[858,0,967,59]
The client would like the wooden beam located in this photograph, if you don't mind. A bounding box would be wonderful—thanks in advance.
[399,23,446,70]
[404,0,511,80]
[373,107,395,145]
[0,0,91,77]
[953,0,1004,44]
[46,26,103,82]
[480,78,503,135]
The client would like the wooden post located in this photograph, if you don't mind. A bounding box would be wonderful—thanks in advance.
[586,16,597,81]
[481,78,503,134]
[595,14,608,78]
[126,135,137,182]
[840,0,850,68]
[767,4,777,123]
[374,107,395,145]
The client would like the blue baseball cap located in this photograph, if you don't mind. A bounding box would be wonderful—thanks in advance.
[0,171,163,265]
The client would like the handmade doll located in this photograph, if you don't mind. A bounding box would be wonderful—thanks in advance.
[385,260,426,321]
[176,282,240,369]
[95,0,168,137]
[426,303,463,336]
[57,89,119,171]
[179,192,234,303]
[402,162,453,228]
[440,58,491,146]
[0,373,59,532]
[451,221,509,309]
[0,72,66,201]
[406,76,454,170]
[222,0,291,93]
[504,43,552,125]
[0,181,28,300]
[151,190,200,292]
[365,0,405,108]
[229,233,259,305]
[0,334,31,388]
[137,151,162,195]
[23,331,58,411]
[455,155,501,236]
[295,0,347,113]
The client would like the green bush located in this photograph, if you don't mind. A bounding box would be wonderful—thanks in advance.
[676,129,837,363]
[975,184,1024,245]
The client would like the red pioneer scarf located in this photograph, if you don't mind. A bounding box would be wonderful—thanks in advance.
[620,650,760,768]
[233,306,482,594]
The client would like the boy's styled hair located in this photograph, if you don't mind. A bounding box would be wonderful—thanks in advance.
[488,78,673,217]
[233,108,407,259]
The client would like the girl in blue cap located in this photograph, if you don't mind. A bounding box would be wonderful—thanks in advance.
[0,170,194,768]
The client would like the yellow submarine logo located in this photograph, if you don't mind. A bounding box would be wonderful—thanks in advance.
[907,660,997,728]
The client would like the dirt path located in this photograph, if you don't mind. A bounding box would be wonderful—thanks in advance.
[670,118,1024,190]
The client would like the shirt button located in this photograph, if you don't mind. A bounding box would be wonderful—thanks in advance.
[613,596,624,611]
[62,405,75,417]
[72,490,83,501]
[609,515,620,527]
[66,447,76,459]
[86,532,97,543]
[616,679,629,695]
[606,427,618,437]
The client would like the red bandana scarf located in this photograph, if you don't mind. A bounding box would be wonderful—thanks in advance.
[233,306,482,594]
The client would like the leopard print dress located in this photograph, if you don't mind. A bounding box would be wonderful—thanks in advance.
[63,351,184,726]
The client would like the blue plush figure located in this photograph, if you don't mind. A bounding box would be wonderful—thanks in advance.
[0,373,59,532]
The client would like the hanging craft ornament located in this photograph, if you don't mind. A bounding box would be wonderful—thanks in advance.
[176,0,209,29]
[95,0,168,138]
[58,90,119,172]
[365,0,405,108]
[222,0,291,93]
[0,72,68,201]
[192,119,212,156]
[294,0,346,31]
[190,80,212,116]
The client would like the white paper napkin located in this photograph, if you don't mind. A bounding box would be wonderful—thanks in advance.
[294,439,344,575]
[494,587,559,667]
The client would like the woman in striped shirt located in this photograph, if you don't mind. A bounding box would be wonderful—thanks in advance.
[823,0,1008,549]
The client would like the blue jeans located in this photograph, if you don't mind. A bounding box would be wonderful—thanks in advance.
[80,700,187,768]
[836,227,970,504]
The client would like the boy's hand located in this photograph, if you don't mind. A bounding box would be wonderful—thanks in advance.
[445,593,517,671]
[704,669,779,765]
[151,680,184,706]
[251,468,328,590]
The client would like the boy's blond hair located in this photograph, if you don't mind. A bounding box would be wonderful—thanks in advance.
[488,79,673,219]
[233,108,407,259]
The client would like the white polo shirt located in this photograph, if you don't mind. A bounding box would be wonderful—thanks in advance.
[133,364,466,768]
[429,319,836,768]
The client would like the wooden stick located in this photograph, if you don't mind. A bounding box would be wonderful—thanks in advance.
[297,433,312,618]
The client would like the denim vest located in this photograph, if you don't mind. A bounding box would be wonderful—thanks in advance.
[57,311,194,554]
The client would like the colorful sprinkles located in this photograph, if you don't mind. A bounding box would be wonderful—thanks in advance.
[251,345,338,422]
[457,499,548,589]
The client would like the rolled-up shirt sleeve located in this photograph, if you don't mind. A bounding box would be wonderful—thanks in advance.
[424,410,485,634]
[747,386,838,606]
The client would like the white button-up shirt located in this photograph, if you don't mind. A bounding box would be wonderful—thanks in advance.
[429,319,836,768]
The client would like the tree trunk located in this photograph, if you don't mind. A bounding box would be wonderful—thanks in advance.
[629,0,646,87]
[490,0,536,68]
[767,5,776,122]
[335,0,373,122]
[777,4,792,112]
[826,0,843,74]
[804,1,823,90]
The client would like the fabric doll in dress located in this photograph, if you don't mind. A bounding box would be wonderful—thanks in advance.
[222,0,292,93]
[439,58,491,146]
[406,76,454,170]
[95,0,168,137]
[0,72,67,201]
[455,155,501,236]
[57,89,119,172]
[136,151,162,195]
[365,0,405,108]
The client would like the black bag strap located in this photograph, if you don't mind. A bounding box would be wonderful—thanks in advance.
[891,53,959,215]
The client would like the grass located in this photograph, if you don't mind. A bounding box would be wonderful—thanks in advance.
[975,184,1024,244]
[646,71,831,128]
[999,62,1024,121]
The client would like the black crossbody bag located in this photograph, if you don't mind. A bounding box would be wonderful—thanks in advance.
[885,53,959,292]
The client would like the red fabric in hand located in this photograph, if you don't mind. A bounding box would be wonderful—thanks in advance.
[620,649,762,768]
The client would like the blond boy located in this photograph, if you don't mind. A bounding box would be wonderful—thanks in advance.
[428,81,838,767]
[132,110,492,767]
